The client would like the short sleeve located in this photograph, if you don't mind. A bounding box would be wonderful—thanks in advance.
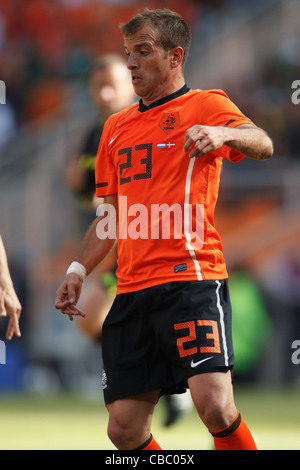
[200,90,256,163]
[95,117,118,197]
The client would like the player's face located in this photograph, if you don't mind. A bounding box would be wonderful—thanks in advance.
[124,27,173,105]
[90,64,134,118]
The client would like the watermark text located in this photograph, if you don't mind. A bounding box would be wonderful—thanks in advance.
[291,80,300,105]
[0,80,6,104]
[0,340,6,365]
[291,340,300,365]
[96,196,204,250]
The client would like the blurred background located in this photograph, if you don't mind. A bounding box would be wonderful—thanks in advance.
[0,0,300,450]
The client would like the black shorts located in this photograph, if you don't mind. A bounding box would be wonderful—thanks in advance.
[101,280,234,405]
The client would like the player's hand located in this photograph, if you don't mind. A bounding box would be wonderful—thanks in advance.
[184,125,228,158]
[0,286,22,340]
[55,273,85,321]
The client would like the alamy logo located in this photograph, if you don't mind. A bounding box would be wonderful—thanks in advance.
[291,340,300,365]
[96,196,204,251]
[0,80,6,104]
[291,80,300,105]
[0,340,6,364]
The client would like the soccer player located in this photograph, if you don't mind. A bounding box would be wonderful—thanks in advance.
[65,53,191,426]
[55,9,273,450]
[0,235,22,340]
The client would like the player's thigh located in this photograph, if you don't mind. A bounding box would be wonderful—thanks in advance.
[188,371,236,429]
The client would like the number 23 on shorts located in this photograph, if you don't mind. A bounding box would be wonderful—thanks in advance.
[174,320,221,358]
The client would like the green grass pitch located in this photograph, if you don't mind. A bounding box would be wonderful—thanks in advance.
[0,387,299,450]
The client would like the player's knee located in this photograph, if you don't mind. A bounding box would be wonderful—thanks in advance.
[107,418,138,450]
[196,394,236,431]
[107,419,129,449]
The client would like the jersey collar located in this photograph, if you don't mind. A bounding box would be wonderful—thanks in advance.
[138,84,190,113]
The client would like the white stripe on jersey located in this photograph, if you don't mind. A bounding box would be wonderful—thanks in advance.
[184,158,202,280]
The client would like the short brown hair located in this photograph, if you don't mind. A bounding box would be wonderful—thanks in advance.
[120,9,191,68]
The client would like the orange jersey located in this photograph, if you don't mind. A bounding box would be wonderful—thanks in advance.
[95,86,255,294]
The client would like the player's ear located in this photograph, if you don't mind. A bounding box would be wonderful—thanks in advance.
[169,47,184,69]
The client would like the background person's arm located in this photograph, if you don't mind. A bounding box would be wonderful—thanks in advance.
[0,235,22,340]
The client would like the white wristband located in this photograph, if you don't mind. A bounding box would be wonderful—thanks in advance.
[66,261,87,282]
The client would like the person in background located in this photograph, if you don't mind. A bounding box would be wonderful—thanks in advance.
[65,54,135,342]
[229,268,271,382]
[65,54,136,210]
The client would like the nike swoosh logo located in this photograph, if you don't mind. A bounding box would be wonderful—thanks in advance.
[109,134,119,146]
[190,356,213,368]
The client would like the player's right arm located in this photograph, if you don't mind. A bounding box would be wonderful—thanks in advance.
[55,194,118,321]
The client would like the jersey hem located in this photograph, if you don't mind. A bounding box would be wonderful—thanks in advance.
[116,274,229,295]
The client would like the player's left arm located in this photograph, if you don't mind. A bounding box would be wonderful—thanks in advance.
[184,124,273,161]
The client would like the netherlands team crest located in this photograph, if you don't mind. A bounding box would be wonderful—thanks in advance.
[158,111,181,135]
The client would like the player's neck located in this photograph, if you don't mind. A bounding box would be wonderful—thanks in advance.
[141,76,185,107]
[138,84,189,113]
